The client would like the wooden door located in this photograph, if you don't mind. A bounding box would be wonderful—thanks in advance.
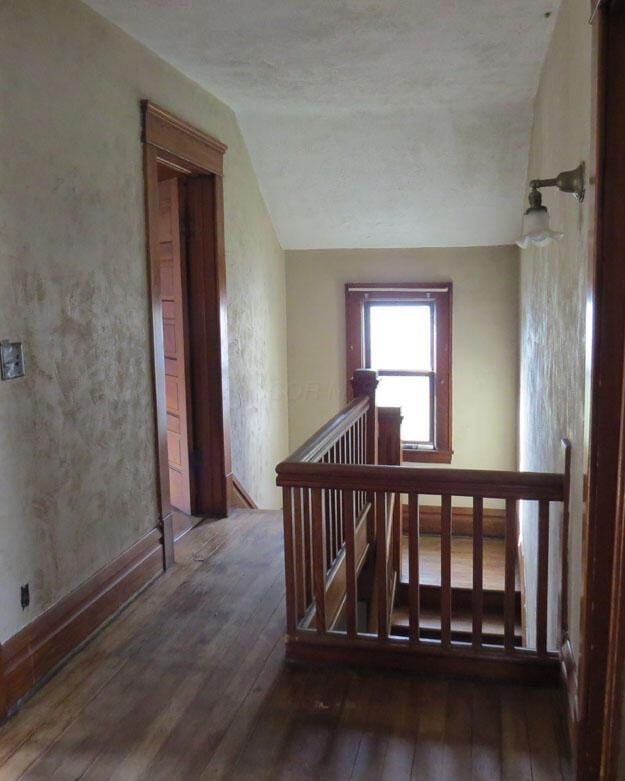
[158,178,193,515]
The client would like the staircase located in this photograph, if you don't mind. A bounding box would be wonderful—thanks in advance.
[390,530,523,645]
[277,369,569,684]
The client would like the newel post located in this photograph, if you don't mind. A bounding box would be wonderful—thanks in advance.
[351,369,378,465]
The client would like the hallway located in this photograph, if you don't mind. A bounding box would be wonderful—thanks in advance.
[0,510,570,780]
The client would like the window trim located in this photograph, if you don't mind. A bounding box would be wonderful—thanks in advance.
[345,282,453,464]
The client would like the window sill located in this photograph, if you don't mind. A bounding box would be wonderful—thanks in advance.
[402,448,453,464]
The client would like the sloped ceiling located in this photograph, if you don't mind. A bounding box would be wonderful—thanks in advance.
[84,0,560,248]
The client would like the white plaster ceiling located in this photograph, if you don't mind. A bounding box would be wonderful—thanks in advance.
[84,0,560,249]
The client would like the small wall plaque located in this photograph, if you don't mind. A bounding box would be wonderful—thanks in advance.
[1,340,25,380]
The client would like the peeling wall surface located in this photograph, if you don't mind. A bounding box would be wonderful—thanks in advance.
[518,0,591,653]
[0,0,288,641]
[286,247,519,472]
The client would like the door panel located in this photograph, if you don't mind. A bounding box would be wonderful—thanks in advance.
[158,178,193,515]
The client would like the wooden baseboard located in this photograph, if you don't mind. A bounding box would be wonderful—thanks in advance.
[561,635,578,756]
[402,504,505,537]
[0,526,164,719]
[286,638,560,686]
[229,474,258,510]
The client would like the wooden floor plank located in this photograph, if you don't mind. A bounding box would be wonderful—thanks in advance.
[525,688,570,781]
[0,510,568,781]
[440,681,473,780]
[271,666,351,780]
[471,683,503,781]
[378,675,417,781]
[501,686,533,781]
[349,673,399,781]
[410,678,448,781]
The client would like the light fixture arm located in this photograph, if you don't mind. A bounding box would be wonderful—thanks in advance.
[529,162,586,202]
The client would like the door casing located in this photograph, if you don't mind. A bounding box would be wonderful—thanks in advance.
[142,101,232,567]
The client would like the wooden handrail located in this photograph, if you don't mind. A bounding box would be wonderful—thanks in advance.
[284,397,369,464]
[277,461,565,501]
[278,370,568,683]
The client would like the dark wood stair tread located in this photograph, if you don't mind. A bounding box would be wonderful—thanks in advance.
[391,605,522,643]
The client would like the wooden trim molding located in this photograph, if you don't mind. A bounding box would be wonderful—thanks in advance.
[142,101,231,547]
[576,3,625,779]
[229,475,259,510]
[0,528,163,719]
[286,637,560,686]
[142,101,227,176]
[561,635,579,754]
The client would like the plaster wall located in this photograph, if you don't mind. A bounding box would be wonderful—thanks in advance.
[517,0,591,654]
[84,0,561,249]
[0,0,288,641]
[286,247,519,473]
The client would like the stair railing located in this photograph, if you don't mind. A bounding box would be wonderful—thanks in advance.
[276,369,569,683]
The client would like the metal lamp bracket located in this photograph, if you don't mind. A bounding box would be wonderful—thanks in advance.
[529,162,586,203]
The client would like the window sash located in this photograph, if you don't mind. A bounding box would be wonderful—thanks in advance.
[345,282,452,463]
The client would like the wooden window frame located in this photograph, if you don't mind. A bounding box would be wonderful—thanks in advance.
[345,282,452,463]
[142,101,232,567]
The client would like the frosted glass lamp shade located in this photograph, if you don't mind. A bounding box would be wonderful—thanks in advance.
[516,206,564,249]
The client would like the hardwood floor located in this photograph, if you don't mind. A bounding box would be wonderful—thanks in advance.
[0,510,571,780]
[401,533,519,591]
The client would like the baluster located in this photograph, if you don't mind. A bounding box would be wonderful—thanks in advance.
[343,490,357,640]
[282,487,296,636]
[335,486,341,556]
[537,500,550,655]
[311,488,326,633]
[324,482,333,567]
[337,441,344,545]
[504,498,517,651]
[472,497,484,650]
[293,487,306,621]
[441,495,452,647]
[338,484,344,549]
[408,493,420,645]
[303,488,313,605]
[376,492,388,639]
[360,415,364,463]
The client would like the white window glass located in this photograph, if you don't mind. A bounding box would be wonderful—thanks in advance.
[376,376,431,443]
[369,305,431,371]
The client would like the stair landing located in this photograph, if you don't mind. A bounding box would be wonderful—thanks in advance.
[401,533,519,592]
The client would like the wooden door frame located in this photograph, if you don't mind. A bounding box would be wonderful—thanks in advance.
[142,101,232,567]
[576,1,625,777]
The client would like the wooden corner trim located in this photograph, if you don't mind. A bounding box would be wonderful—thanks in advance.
[0,527,164,718]
[230,474,258,510]
[141,100,227,175]
[561,635,579,754]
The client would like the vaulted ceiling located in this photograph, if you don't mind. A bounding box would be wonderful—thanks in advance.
[84,0,560,249]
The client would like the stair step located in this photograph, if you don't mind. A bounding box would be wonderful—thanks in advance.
[401,533,519,592]
[396,582,521,615]
[391,606,522,644]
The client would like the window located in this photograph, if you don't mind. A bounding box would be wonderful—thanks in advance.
[345,283,452,463]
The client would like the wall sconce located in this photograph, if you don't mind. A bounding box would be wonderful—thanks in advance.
[516,162,585,248]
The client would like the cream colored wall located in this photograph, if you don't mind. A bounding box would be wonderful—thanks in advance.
[0,0,288,642]
[286,247,519,473]
[518,0,591,653]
